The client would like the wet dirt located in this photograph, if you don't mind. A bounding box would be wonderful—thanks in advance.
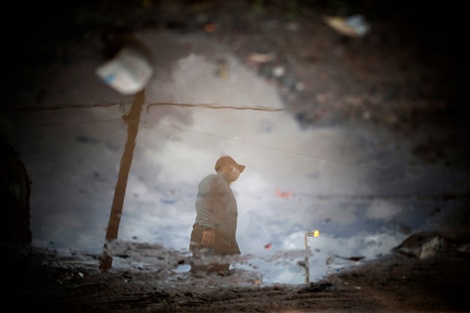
[3,239,470,312]
[2,0,470,312]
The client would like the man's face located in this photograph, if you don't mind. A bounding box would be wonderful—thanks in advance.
[226,164,241,182]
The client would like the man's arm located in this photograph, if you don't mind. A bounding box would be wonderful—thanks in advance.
[195,175,221,246]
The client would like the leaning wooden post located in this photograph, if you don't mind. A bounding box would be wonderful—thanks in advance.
[100,89,145,271]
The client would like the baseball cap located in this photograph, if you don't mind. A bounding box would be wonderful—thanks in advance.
[215,155,245,173]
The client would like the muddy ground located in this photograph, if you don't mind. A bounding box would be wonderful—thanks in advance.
[2,0,470,312]
[3,237,470,312]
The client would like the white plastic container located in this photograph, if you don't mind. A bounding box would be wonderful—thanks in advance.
[96,45,154,95]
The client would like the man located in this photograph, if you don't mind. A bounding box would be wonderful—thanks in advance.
[189,155,245,275]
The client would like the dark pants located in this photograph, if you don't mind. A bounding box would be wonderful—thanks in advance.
[189,224,234,274]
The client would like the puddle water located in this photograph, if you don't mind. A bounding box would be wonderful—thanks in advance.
[1,30,466,286]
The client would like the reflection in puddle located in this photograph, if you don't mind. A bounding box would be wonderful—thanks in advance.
[2,31,467,287]
[45,233,398,287]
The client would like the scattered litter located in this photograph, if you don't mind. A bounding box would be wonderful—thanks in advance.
[275,189,293,198]
[248,52,275,63]
[272,65,285,77]
[322,14,370,37]
[457,242,470,255]
[214,58,229,79]
[203,23,217,33]
[56,271,85,285]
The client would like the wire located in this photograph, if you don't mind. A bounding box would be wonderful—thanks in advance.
[287,264,304,285]
[146,102,284,113]
[151,122,385,171]
[1,102,283,113]
[1,100,385,171]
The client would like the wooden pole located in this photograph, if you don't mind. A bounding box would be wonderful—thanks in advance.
[100,89,145,271]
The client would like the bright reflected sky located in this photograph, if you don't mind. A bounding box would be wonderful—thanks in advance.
[1,31,465,284]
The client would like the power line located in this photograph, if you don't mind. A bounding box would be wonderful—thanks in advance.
[1,102,284,113]
[151,122,386,172]
[2,100,385,172]
[146,102,284,112]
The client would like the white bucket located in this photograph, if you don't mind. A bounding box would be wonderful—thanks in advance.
[96,45,154,95]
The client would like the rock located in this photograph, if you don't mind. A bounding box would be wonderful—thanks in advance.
[392,231,448,259]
